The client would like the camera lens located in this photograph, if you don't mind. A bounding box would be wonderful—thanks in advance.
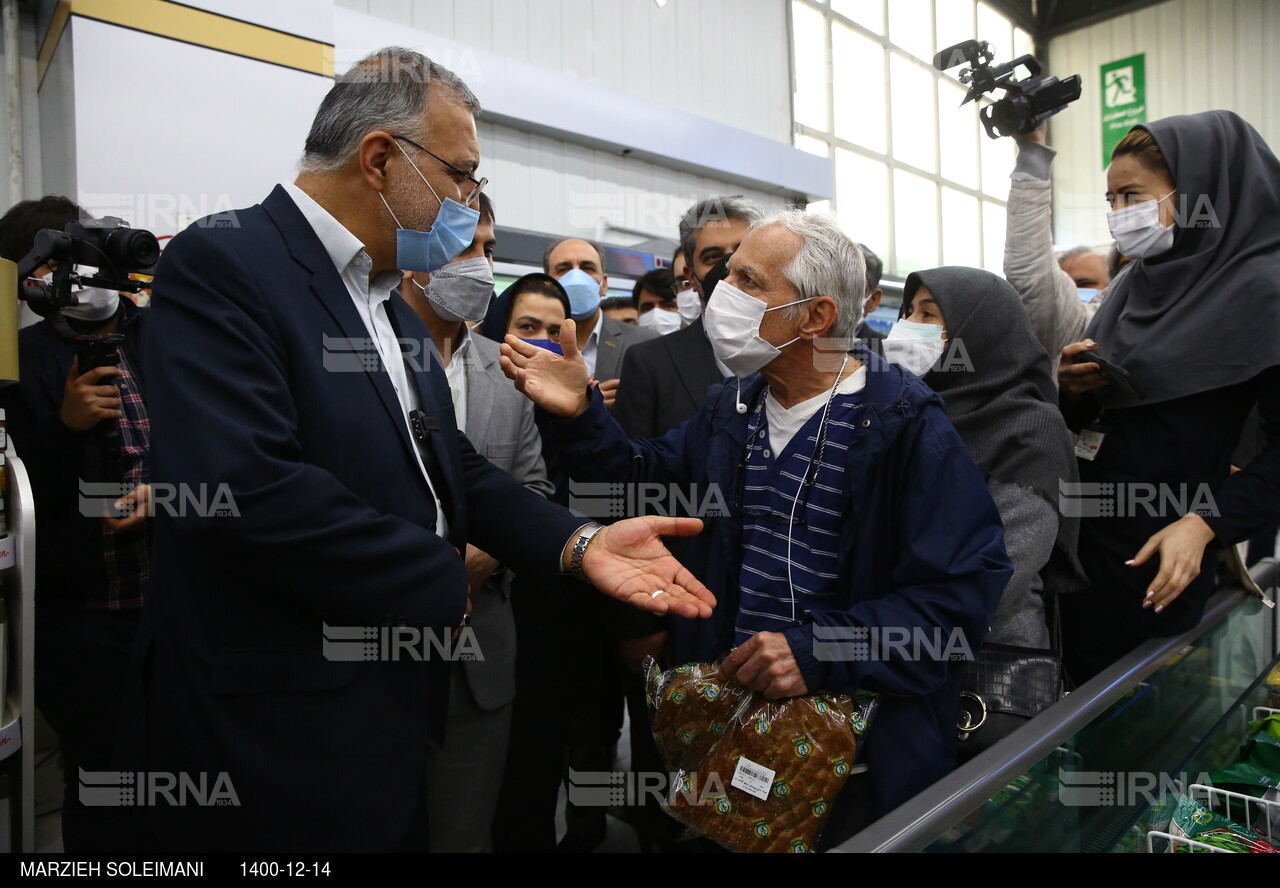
[107,228,161,270]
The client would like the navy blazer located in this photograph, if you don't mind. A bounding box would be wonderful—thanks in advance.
[130,186,581,852]
[612,317,722,439]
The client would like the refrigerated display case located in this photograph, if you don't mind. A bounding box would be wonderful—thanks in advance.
[836,559,1280,853]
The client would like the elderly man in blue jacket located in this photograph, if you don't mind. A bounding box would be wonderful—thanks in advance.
[502,210,1013,846]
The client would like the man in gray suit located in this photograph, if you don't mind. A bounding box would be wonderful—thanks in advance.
[543,237,657,408]
[404,196,551,852]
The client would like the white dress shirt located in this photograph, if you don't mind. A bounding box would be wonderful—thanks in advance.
[442,326,473,434]
[281,182,449,538]
[580,312,603,379]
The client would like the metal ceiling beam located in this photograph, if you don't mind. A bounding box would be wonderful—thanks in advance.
[980,0,1173,40]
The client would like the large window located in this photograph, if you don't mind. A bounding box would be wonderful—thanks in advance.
[791,0,1031,277]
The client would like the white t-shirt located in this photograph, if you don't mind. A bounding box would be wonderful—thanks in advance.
[764,366,867,457]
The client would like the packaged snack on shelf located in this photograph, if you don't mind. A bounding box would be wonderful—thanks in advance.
[645,657,753,773]
[1250,712,1280,743]
[667,691,878,853]
[1243,722,1280,777]
[1167,794,1278,853]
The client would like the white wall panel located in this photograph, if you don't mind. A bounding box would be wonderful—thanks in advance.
[177,0,335,43]
[331,4,826,244]
[334,0,793,143]
[69,17,332,237]
[1048,0,1280,248]
[479,119,781,245]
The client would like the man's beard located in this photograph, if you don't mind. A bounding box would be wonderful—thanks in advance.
[384,171,438,234]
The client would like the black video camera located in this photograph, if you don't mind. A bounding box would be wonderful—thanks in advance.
[16,216,159,320]
[933,39,1081,139]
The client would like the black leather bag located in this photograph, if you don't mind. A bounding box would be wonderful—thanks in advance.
[956,643,1062,761]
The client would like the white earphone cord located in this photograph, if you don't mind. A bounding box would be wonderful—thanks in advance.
[786,353,849,624]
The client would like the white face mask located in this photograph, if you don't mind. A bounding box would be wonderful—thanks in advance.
[676,288,702,324]
[51,269,120,323]
[1107,191,1175,259]
[883,319,945,377]
[702,280,815,378]
[414,256,494,323]
[637,307,682,335]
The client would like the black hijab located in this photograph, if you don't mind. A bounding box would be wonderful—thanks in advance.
[478,273,570,344]
[1085,110,1280,408]
[905,266,1087,595]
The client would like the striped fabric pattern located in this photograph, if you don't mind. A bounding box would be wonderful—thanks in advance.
[733,391,865,644]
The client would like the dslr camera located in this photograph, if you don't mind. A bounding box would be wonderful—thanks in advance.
[16,216,159,320]
[934,39,1081,139]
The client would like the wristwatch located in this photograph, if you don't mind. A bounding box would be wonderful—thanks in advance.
[567,522,605,582]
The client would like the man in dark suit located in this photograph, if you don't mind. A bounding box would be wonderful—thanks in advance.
[612,196,763,439]
[542,237,657,409]
[130,47,711,853]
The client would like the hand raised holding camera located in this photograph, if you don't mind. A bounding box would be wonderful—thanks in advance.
[60,356,122,431]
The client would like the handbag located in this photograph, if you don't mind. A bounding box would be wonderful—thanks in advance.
[956,597,1065,762]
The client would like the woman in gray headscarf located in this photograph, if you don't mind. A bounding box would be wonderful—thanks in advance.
[897,268,1087,650]
[1058,110,1280,680]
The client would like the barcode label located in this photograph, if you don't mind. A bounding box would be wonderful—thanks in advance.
[731,755,776,801]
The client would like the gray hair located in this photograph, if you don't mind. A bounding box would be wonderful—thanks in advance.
[1056,245,1101,266]
[301,47,480,173]
[678,195,765,266]
[755,211,866,342]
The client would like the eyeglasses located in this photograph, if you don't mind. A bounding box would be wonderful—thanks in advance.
[671,278,695,296]
[392,134,488,206]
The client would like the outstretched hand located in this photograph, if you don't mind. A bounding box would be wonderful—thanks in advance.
[576,516,716,619]
[1128,513,1217,613]
[500,318,591,418]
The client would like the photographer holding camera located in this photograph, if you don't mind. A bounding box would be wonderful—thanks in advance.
[0,195,152,852]
[1003,122,1117,362]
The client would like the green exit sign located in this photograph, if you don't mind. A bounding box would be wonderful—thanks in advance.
[1101,54,1146,169]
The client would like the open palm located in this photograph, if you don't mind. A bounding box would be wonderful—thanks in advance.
[582,516,716,619]
[499,318,591,418]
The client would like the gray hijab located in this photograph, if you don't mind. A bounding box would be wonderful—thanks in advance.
[1085,110,1280,408]
[905,266,1087,596]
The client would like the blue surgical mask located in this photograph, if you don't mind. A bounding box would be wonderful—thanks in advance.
[522,338,563,355]
[378,140,479,273]
[558,268,603,321]
[1077,287,1101,304]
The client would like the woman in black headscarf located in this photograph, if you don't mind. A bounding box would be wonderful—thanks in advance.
[1057,110,1280,680]
[898,268,1087,651]
[478,272,570,347]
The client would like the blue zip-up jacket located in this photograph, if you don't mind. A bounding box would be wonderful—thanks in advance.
[547,348,1012,845]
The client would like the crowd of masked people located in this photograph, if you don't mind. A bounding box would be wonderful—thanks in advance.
[1,47,1277,855]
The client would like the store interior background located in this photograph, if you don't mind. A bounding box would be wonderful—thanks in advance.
[3,0,1278,296]
[1,0,1279,854]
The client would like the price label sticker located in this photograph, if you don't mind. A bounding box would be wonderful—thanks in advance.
[731,755,776,801]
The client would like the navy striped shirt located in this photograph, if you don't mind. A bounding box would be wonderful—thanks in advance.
[734,388,866,644]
